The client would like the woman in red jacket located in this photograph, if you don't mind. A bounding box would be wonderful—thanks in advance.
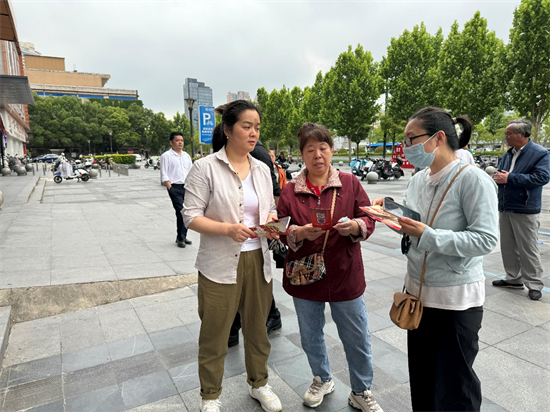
[278,123,382,412]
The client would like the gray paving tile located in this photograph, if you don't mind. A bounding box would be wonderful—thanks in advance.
[479,308,534,345]
[270,354,312,389]
[2,375,63,411]
[476,346,550,412]
[372,325,408,354]
[370,336,409,384]
[60,310,105,353]
[0,269,51,289]
[494,326,550,370]
[51,265,117,285]
[98,308,146,343]
[66,384,125,412]
[267,334,303,364]
[125,395,188,411]
[185,321,201,340]
[484,291,550,326]
[169,361,200,393]
[121,371,178,409]
[157,342,198,370]
[27,400,65,412]
[161,287,196,302]
[7,354,61,387]
[2,323,61,367]
[481,397,508,412]
[112,350,165,383]
[149,325,195,350]
[107,334,155,361]
[62,344,111,373]
[134,301,184,333]
[223,346,246,379]
[63,362,118,399]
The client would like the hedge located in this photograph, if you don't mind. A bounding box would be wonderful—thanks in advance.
[473,150,505,156]
[337,148,348,155]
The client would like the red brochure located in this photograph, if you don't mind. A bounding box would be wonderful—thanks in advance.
[310,208,332,230]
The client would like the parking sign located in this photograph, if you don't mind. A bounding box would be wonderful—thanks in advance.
[199,106,215,144]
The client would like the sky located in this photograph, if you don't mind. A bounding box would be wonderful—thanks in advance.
[13,0,522,119]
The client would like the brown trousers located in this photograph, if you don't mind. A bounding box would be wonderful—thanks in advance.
[198,249,273,400]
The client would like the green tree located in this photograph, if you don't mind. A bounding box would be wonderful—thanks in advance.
[301,71,325,124]
[321,45,381,162]
[127,103,154,150]
[256,87,269,113]
[146,112,173,154]
[262,87,291,151]
[284,86,305,153]
[437,12,506,125]
[102,106,138,152]
[172,111,192,147]
[506,0,550,142]
[382,23,443,122]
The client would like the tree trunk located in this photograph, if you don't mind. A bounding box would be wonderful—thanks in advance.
[348,137,352,164]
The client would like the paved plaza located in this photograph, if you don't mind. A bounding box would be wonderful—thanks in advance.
[0,164,549,411]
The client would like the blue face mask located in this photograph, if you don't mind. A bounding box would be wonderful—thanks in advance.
[403,133,438,168]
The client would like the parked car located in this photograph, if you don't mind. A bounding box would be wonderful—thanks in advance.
[133,154,142,162]
[34,154,60,163]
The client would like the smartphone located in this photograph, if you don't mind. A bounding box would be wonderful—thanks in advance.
[383,197,421,222]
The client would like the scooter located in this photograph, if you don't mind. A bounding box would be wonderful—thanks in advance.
[144,157,160,170]
[53,159,90,183]
[374,158,404,180]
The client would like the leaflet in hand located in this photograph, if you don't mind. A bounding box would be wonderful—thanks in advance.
[360,205,402,232]
[310,208,332,230]
[250,217,290,239]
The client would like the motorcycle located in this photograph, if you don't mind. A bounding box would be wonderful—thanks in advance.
[53,158,90,183]
[374,158,404,180]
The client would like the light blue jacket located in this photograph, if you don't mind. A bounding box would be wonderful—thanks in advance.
[404,162,499,287]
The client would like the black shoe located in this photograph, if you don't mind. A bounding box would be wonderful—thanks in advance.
[266,317,282,334]
[228,333,239,347]
[528,290,542,300]
[177,241,186,248]
[492,279,524,289]
[184,239,192,245]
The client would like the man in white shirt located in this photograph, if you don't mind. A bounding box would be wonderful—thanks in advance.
[160,132,193,248]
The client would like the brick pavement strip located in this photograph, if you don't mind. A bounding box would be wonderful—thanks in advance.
[1,167,549,411]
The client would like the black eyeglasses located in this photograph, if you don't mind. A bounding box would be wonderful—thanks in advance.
[403,133,430,147]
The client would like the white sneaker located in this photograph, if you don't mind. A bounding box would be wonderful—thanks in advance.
[348,390,383,412]
[200,398,221,412]
[250,384,283,412]
[303,376,335,408]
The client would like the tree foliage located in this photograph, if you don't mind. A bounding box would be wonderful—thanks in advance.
[383,23,443,122]
[437,12,506,125]
[506,0,550,141]
[321,45,381,160]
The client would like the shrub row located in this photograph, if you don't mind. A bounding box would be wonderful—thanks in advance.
[82,154,136,164]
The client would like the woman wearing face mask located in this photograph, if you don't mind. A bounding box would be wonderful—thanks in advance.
[373,107,498,412]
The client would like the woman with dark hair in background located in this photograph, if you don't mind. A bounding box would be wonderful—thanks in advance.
[373,107,498,411]
[183,100,282,412]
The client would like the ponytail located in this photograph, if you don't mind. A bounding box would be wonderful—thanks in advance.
[409,107,472,151]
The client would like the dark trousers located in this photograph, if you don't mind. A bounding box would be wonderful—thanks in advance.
[407,305,483,412]
[230,297,280,336]
[167,184,188,242]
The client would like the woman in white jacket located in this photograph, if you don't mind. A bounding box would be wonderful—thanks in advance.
[374,107,498,412]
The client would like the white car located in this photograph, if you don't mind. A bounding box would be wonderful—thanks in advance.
[133,154,142,162]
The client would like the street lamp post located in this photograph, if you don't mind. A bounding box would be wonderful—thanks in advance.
[184,97,196,159]
[108,130,113,153]
[87,139,91,155]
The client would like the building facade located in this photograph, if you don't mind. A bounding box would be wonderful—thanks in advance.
[0,0,34,159]
[22,43,138,101]
[227,91,250,103]
[184,78,213,130]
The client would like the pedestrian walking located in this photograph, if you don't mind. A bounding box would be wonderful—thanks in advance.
[160,132,193,248]
[373,107,499,411]
[492,119,550,300]
[183,100,282,412]
[269,149,288,190]
[278,122,383,411]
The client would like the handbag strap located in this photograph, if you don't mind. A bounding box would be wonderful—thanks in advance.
[320,188,338,255]
[417,164,469,299]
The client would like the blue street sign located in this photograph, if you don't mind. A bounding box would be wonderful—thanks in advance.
[199,106,215,144]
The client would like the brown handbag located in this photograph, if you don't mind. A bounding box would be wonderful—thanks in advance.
[390,165,469,330]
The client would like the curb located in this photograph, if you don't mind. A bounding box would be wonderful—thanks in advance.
[0,306,12,371]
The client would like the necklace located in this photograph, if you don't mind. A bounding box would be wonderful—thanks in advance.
[233,160,249,176]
